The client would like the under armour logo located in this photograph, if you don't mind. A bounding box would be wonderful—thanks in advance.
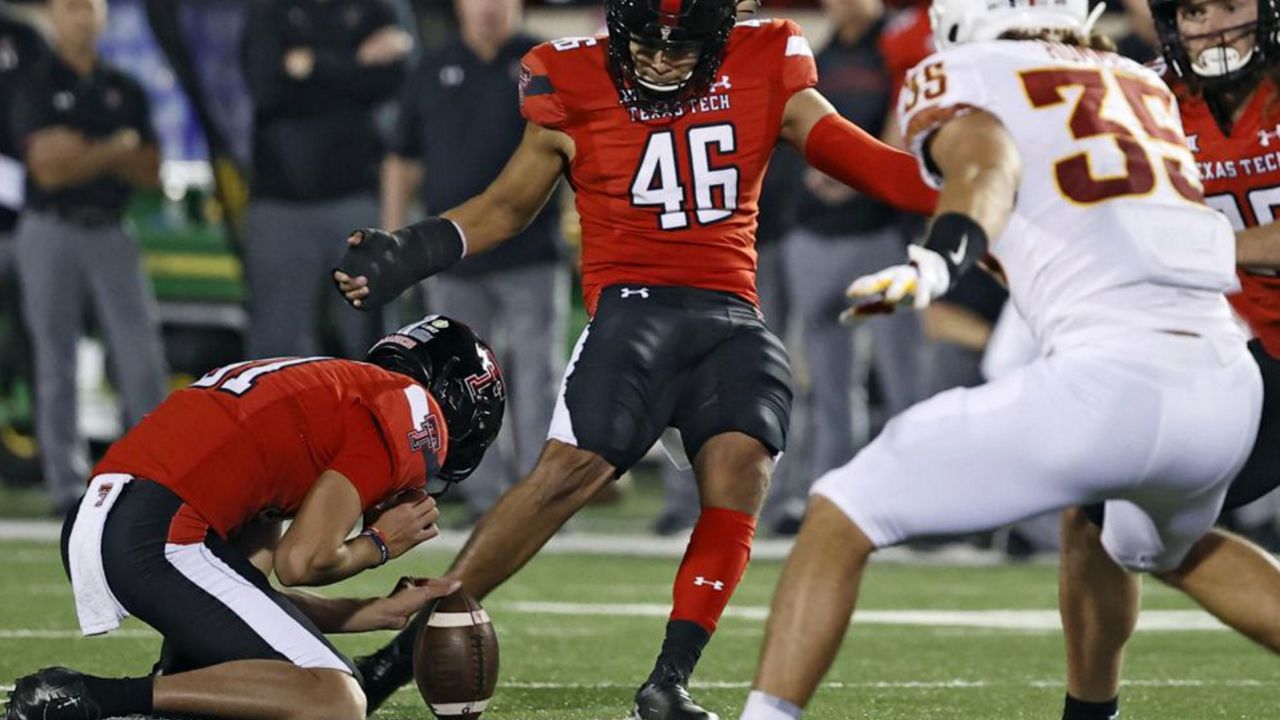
[1186,133,1200,154]
[693,576,725,591]
[660,26,672,41]
[621,287,649,299]
[1259,125,1280,147]
[710,75,732,93]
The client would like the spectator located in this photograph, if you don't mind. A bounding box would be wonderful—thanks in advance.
[0,2,47,408]
[9,0,168,515]
[772,0,927,532]
[1115,0,1160,63]
[382,0,567,520]
[240,0,412,359]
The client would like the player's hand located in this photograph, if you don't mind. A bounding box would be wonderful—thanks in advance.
[332,230,378,309]
[368,494,440,559]
[377,577,462,630]
[357,27,413,66]
[840,245,950,324]
[283,47,315,79]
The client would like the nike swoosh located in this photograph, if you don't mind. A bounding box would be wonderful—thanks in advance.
[948,234,968,265]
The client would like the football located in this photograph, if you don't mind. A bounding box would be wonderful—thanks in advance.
[413,590,500,720]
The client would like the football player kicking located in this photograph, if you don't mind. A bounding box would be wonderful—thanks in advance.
[738,1,1268,718]
[1056,2,1280,719]
[332,1,937,717]
[3,316,506,720]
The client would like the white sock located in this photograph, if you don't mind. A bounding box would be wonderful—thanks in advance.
[740,690,803,720]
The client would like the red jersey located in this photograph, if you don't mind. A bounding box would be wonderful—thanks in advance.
[1179,79,1280,355]
[94,358,448,540]
[519,19,818,314]
[878,7,934,95]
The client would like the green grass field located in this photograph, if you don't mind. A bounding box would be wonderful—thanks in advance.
[1,537,1276,720]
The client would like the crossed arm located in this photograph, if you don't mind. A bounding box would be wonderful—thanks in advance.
[25,126,159,191]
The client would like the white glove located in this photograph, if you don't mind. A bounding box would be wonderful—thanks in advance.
[840,244,951,324]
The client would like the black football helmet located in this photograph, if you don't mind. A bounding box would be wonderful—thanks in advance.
[606,0,737,111]
[1151,0,1280,90]
[367,315,505,489]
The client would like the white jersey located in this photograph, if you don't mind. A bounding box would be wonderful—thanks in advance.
[898,40,1243,354]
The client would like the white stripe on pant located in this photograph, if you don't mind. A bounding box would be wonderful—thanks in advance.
[164,543,351,672]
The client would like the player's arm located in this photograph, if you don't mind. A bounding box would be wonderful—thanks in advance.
[1236,223,1280,270]
[779,88,938,216]
[273,470,440,587]
[843,110,1020,320]
[279,578,460,634]
[333,121,569,309]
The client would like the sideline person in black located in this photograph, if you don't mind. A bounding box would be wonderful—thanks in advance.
[9,0,167,515]
[0,3,47,429]
[382,0,566,521]
[241,0,411,359]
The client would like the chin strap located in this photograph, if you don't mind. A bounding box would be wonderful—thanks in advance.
[1082,2,1106,36]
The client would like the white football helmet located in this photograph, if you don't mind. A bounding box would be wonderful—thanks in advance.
[930,0,1106,49]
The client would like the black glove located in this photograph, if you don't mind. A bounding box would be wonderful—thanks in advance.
[335,219,464,309]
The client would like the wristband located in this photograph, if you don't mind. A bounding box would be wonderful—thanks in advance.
[921,212,989,291]
[360,526,391,567]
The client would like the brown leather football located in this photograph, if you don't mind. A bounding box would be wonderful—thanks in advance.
[413,591,499,720]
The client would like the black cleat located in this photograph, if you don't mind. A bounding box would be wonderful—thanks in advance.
[354,646,414,716]
[5,667,101,720]
[631,674,719,720]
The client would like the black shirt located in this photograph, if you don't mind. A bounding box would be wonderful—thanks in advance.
[796,21,897,237]
[242,0,406,201]
[0,16,47,231]
[390,35,562,275]
[10,53,155,222]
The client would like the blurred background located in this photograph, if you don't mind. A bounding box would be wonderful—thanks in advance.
[3,0,1272,557]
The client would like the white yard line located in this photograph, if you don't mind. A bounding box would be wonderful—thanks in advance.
[0,606,1227,642]
[490,602,1230,632]
[388,677,1272,693]
[0,520,1019,564]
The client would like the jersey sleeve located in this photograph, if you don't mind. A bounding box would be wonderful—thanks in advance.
[897,47,989,188]
[519,44,568,130]
[328,405,398,510]
[776,19,818,95]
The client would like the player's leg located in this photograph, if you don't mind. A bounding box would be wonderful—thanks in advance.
[1155,529,1280,651]
[10,480,364,720]
[636,312,792,719]
[741,349,1188,719]
[1057,505,1136,720]
[361,286,701,714]
[745,496,872,720]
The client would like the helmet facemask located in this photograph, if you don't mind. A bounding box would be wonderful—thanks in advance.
[1152,0,1280,92]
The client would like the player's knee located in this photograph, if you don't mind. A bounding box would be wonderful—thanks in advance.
[693,432,773,511]
[307,672,365,720]
[533,441,614,504]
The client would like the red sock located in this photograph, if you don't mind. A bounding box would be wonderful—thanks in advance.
[670,506,757,633]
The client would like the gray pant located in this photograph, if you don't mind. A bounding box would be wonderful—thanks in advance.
[431,262,568,514]
[14,211,168,508]
[783,226,925,479]
[244,195,382,359]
